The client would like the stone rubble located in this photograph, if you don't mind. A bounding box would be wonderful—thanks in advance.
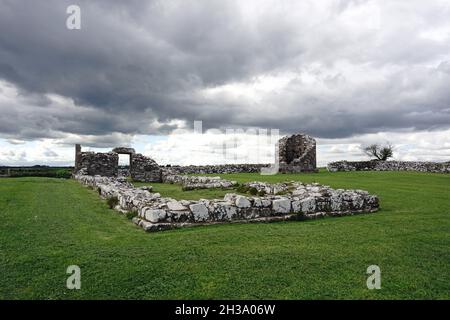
[74,173,379,232]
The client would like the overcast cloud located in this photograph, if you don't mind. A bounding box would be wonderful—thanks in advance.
[1,0,450,165]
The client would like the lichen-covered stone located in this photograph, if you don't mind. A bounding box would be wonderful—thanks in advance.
[167,201,187,211]
[145,208,166,223]
[272,198,291,213]
[189,203,209,221]
[235,196,251,208]
[300,197,316,213]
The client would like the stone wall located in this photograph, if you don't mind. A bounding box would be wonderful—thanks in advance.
[162,174,237,190]
[75,144,81,172]
[74,173,379,232]
[73,131,319,179]
[327,160,450,173]
[112,147,136,154]
[77,151,119,177]
[131,153,162,182]
[163,164,270,174]
[74,145,162,182]
[278,134,317,173]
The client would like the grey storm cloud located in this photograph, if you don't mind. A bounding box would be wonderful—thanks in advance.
[43,148,58,158]
[1,0,450,145]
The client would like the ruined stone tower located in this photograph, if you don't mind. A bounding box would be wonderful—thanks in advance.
[278,134,317,173]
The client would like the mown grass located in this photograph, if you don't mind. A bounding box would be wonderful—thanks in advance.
[133,182,236,200]
[0,171,449,299]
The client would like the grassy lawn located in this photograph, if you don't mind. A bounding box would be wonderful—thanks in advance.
[0,171,449,299]
[133,181,238,200]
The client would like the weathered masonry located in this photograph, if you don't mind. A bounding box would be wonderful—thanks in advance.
[278,134,317,173]
[74,144,161,182]
[73,132,319,178]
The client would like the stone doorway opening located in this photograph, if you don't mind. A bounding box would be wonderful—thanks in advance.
[118,153,131,178]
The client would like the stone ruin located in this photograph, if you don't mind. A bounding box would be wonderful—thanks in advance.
[74,144,161,182]
[74,132,318,180]
[70,133,385,232]
[278,134,317,173]
[74,173,379,232]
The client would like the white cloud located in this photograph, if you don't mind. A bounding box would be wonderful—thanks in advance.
[318,129,450,165]
[1,128,449,167]
[142,128,279,166]
[140,128,450,167]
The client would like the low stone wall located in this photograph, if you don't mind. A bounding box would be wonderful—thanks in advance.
[162,174,237,190]
[327,160,450,173]
[75,173,379,232]
[163,164,270,174]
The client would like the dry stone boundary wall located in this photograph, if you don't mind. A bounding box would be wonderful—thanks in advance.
[327,160,450,173]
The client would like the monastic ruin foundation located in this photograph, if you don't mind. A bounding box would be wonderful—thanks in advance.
[71,133,384,232]
[74,173,379,232]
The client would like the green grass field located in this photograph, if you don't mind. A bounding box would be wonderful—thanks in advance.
[133,181,239,200]
[1,171,449,299]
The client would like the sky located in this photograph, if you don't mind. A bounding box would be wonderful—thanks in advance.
[1,0,450,167]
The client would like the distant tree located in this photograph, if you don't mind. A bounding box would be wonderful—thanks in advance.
[363,143,394,161]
